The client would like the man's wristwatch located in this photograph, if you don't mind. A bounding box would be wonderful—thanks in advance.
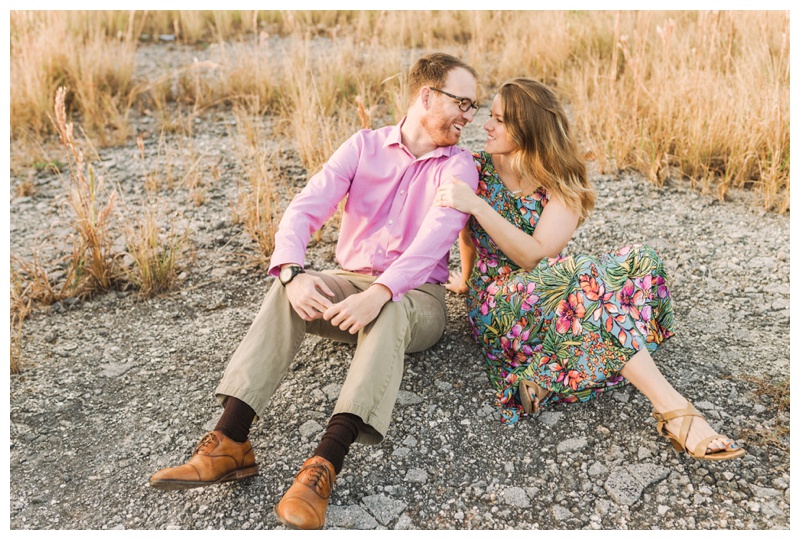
[279,265,305,286]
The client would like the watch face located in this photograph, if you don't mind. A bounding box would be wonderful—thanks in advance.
[280,265,302,284]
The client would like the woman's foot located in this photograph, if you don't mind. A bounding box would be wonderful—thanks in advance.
[519,379,551,414]
[653,400,745,460]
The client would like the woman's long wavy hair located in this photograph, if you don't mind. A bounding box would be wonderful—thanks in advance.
[500,78,595,225]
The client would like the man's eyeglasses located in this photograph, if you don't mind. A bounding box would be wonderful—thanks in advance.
[429,87,479,114]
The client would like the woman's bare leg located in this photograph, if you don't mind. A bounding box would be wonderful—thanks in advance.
[620,349,736,454]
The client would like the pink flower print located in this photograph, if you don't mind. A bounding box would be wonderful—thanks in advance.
[655,275,669,298]
[500,336,527,366]
[548,359,565,374]
[549,359,583,390]
[580,274,616,321]
[617,279,645,320]
[506,318,531,343]
[477,255,499,274]
[640,304,652,322]
[515,281,539,311]
[634,318,648,338]
[479,283,500,315]
[617,245,632,257]
[555,292,586,334]
[634,274,652,293]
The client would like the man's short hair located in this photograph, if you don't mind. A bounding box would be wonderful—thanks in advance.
[408,53,478,107]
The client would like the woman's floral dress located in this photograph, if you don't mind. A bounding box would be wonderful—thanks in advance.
[465,152,676,424]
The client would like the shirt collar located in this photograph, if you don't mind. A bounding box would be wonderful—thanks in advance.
[384,116,459,160]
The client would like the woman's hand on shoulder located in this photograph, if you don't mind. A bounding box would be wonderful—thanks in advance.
[445,271,469,295]
[436,176,483,215]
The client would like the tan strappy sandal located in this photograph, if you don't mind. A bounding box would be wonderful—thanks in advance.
[652,400,745,461]
[518,379,552,415]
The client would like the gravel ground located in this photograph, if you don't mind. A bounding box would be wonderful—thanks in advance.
[8,42,790,530]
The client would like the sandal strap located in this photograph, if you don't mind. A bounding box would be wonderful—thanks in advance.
[691,435,729,458]
[658,401,702,421]
[654,401,702,447]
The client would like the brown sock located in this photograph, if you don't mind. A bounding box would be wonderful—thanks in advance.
[313,413,362,474]
[214,396,256,443]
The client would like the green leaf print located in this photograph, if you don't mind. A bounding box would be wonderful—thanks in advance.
[534,260,578,315]
[628,253,660,278]
[603,264,630,291]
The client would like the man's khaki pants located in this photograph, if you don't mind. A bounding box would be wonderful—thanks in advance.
[215,269,447,445]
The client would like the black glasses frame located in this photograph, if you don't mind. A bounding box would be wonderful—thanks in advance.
[429,87,479,114]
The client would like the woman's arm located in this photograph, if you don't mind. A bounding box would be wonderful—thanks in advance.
[437,178,579,271]
[445,225,476,294]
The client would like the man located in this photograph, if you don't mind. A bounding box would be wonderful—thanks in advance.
[149,53,480,530]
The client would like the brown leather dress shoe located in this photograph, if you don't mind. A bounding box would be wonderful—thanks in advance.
[149,430,258,490]
[273,456,336,530]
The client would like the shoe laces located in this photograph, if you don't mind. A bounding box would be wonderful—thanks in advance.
[298,462,334,497]
[193,432,218,455]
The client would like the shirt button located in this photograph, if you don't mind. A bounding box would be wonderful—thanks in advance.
[400,190,405,195]
[378,250,383,255]
[388,219,394,225]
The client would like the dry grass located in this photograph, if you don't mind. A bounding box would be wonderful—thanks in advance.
[740,375,790,451]
[121,208,188,297]
[10,241,83,307]
[10,86,192,372]
[565,11,790,212]
[124,136,191,296]
[230,107,284,261]
[9,270,33,375]
[14,172,39,198]
[10,11,138,146]
[9,240,85,374]
[50,87,122,294]
[10,10,789,211]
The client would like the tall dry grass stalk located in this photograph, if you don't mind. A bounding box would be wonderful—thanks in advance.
[123,134,192,296]
[50,87,122,294]
[231,108,284,260]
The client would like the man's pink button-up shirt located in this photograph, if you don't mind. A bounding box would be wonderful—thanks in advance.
[268,119,479,301]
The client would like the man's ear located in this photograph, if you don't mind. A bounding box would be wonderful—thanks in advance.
[420,87,431,110]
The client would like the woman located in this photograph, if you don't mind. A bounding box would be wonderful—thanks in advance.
[436,78,744,461]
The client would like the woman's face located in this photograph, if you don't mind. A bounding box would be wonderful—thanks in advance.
[483,94,517,156]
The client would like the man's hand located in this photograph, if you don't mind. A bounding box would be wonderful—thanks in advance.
[284,273,336,321]
[323,284,392,334]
